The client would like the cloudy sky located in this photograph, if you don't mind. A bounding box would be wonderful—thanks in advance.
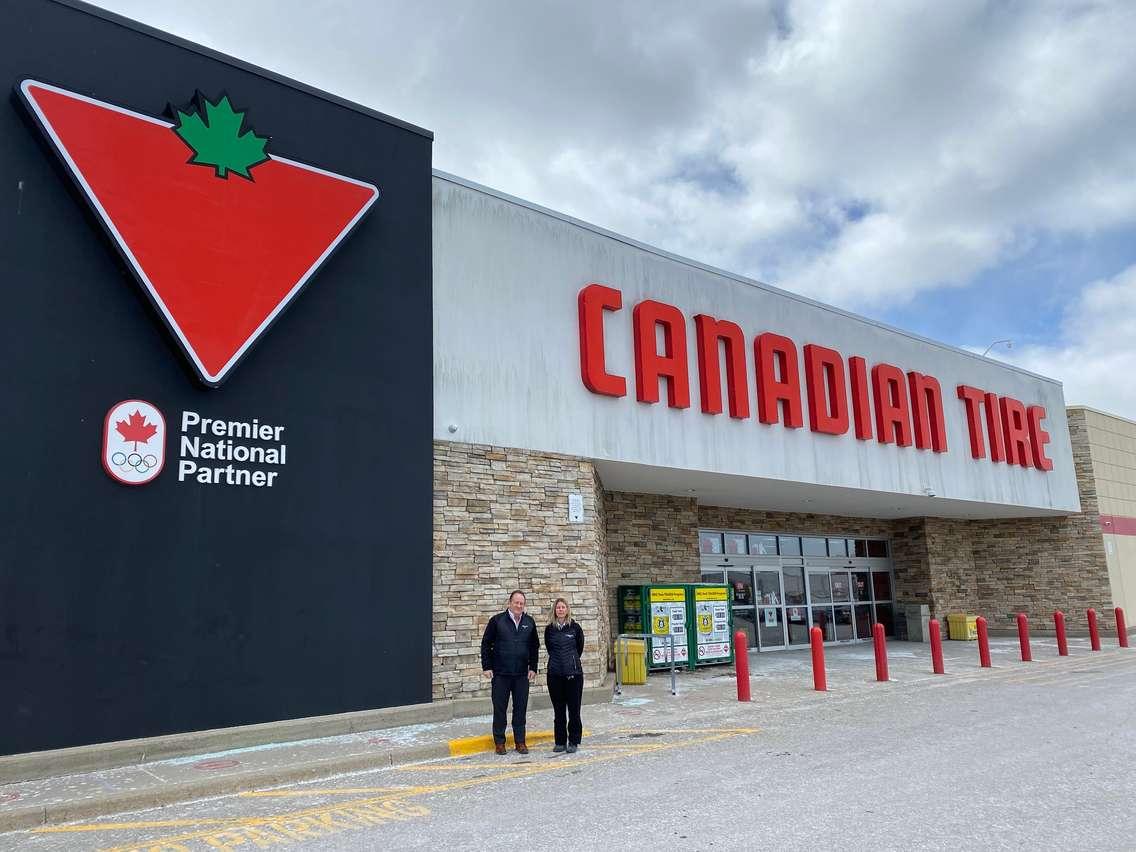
[93,0,1136,418]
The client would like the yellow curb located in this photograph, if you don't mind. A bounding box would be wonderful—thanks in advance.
[447,731,554,756]
[446,729,593,757]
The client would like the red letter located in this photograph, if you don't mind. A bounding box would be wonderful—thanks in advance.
[633,299,690,408]
[848,356,873,440]
[872,363,912,447]
[577,283,626,397]
[999,396,1032,467]
[694,315,749,419]
[984,392,1006,463]
[957,385,986,458]
[804,344,849,435]
[754,332,803,428]
[908,372,947,452]
[1027,405,1054,471]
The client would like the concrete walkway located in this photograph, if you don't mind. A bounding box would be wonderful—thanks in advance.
[0,635,1126,834]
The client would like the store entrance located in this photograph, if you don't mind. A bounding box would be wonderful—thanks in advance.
[699,530,896,650]
[754,570,785,650]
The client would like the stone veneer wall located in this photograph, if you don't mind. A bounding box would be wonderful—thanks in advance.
[965,408,1110,632]
[432,442,608,700]
[432,409,1108,697]
[696,481,1109,635]
[603,492,700,645]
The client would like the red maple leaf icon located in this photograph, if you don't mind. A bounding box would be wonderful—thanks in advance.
[116,410,158,450]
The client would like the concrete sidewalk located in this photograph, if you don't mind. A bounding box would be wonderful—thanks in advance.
[0,635,1127,834]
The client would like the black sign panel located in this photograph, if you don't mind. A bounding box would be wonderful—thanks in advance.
[0,0,433,754]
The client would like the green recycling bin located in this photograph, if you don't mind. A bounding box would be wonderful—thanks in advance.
[617,583,734,670]
[688,583,734,667]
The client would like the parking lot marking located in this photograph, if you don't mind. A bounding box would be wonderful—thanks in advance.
[1002,654,1134,685]
[30,728,757,850]
[238,786,432,798]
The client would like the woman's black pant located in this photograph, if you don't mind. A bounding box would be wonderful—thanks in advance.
[547,673,584,745]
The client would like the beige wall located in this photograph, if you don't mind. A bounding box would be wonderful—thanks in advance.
[1076,407,1136,624]
[432,441,609,700]
[604,492,700,647]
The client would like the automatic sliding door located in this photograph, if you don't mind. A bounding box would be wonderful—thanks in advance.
[755,570,785,650]
[807,571,835,641]
[727,569,756,648]
[831,571,853,641]
[783,563,809,645]
[852,571,873,639]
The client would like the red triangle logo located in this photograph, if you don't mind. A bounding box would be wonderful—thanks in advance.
[19,80,379,386]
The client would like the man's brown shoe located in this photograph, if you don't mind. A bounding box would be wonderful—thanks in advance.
[494,743,506,755]
[515,742,529,754]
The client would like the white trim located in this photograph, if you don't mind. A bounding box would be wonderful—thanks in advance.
[21,80,379,386]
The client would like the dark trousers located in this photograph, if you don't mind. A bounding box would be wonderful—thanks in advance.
[547,673,584,746]
[491,674,530,744]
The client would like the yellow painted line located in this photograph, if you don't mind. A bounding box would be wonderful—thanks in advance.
[239,786,432,797]
[610,727,761,735]
[41,817,238,831]
[568,743,652,751]
[393,762,527,770]
[447,729,558,756]
[1005,665,1136,688]
[1001,654,1136,684]
[40,728,759,846]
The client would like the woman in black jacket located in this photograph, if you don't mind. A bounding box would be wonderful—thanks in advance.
[545,597,585,753]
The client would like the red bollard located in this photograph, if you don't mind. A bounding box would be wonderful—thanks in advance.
[1017,612,1032,662]
[1116,608,1130,648]
[1054,611,1068,656]
[810,626,827,692]
[734,630,751,702]
[976,616,992,668]
[929,619,945,674]
[1087,608,1101,651]
[872,623,889,682]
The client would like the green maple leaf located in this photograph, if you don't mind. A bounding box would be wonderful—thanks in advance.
[173,95,269,179]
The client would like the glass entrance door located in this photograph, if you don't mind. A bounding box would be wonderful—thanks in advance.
[807,571,835,641]
[831,570,854,641]
[782,562,809,645]
[754,570,785,650]
[726,568,756,649]
[852,570,873,639]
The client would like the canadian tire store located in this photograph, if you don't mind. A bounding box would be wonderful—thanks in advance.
[2,1,1131,758]
[431,171,1124,701]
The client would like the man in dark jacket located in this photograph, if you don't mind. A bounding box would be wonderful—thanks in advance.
[480,590,540,754]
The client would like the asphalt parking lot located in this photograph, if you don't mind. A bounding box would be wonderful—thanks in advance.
[6,637,1135,851]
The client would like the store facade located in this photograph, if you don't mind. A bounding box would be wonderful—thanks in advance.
[4,2,1130,759]
[431,171,1118,700]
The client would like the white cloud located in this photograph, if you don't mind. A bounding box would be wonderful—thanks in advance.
[1005,264,1136,420]
[91,0,1136,317]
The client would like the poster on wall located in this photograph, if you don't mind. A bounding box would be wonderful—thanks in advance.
[649,587,688,664]
[695,586,731,662]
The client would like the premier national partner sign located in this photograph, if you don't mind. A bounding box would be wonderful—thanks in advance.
[0,0,433,756]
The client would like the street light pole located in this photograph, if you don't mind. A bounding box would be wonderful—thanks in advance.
[981,339,1013,357]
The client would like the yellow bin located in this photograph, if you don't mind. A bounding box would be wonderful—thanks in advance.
[616,638,647,685]
[947,613,978,641]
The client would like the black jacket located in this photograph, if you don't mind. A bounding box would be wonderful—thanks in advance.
[544,620,584,677]
[480,611,540,675]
